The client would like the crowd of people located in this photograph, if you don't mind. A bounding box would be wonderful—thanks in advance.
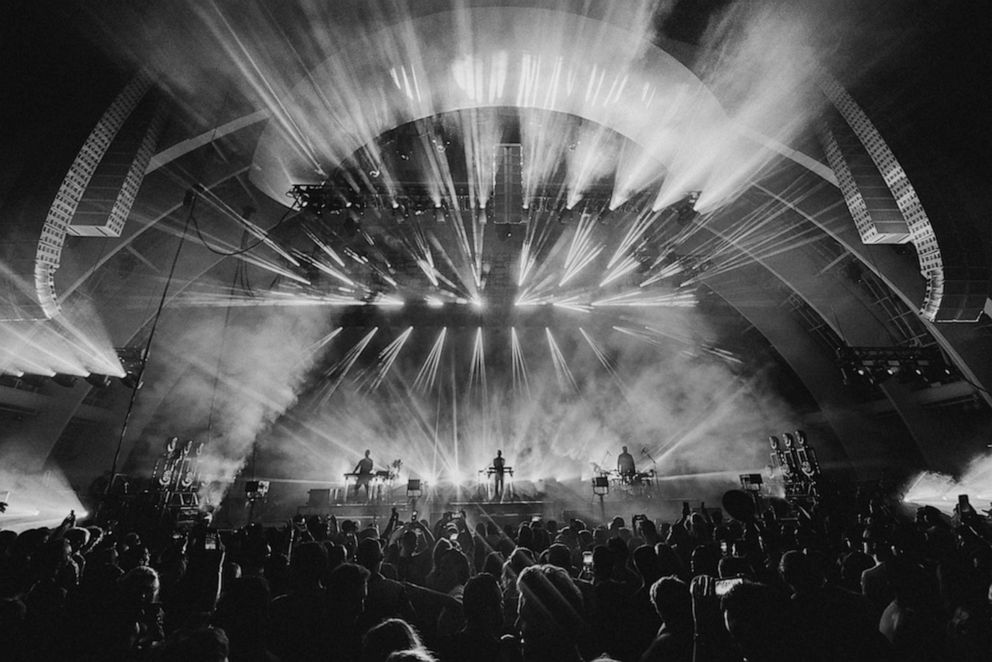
[1,484,990,661]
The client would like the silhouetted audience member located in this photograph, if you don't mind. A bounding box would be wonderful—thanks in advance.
[154,625,229,662]
[718,580,795,662]
[326,562,372,662]
[213,576,275,662]
[512,564,585,662]
[640,576,692,662]
[357,538,416,630]
[362,618,431,662]
[441,573,503,662]
[4,480,992,662]
[269,541,328,662]
[779,549,883,661]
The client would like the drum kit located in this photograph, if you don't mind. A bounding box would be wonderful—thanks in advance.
[592,467,657,496]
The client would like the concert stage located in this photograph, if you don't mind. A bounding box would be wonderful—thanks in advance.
[211,472,752,529]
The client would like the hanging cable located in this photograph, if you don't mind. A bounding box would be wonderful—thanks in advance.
[105,190,198,499]
[190,201,298,257]
[205,228,251,439]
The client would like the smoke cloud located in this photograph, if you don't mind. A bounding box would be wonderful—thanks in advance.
[255,304,799,501]
[903,449,992,515]
[126,304,332,505]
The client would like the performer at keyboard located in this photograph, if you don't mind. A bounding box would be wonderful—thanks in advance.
[353,449,374,500]
[492,449,506,499]
[617,445,636,483]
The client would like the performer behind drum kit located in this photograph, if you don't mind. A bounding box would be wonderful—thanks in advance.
[617,446,636,483]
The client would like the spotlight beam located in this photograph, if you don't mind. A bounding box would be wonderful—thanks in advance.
[545,327,577,393]
[510,327,531,397]
[314,327,378,405]
[413,327,447,393]
[365,326,413,392]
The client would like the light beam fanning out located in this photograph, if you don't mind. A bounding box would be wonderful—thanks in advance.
[510,327,531,397]
[413,327,447,393]
[364,326,413,392]
[313,327,378,405]
[545,327,577,393]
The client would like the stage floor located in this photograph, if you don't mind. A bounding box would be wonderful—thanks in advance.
[212,473,747,529]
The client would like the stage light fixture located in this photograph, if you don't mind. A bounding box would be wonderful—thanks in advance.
[20,374,50,389]
[85,373,113,388]
[120,373,144,390]
[51,374,78,388]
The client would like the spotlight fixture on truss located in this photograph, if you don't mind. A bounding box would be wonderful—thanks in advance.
[116,346,145,390]
[674,191,701,226]
[836,346,955,387]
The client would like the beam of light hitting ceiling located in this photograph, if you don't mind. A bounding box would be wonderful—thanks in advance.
[42,314,126,377]
[202,0,834,216]
[454,108,499,212]
[314,327,378,406]
[519,107,571,204]
[412,327,446,394]
[545,327,578,394]
[0,320,123,378]
[509,327,531,398]
[0,268,123,377]
[566,124,619,209]
[197,3,325,176]
[0,325,89,377]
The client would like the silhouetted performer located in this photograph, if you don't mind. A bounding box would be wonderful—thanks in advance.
[492,450,506,499]
[354,449,374,500]
[617,446,636,482]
